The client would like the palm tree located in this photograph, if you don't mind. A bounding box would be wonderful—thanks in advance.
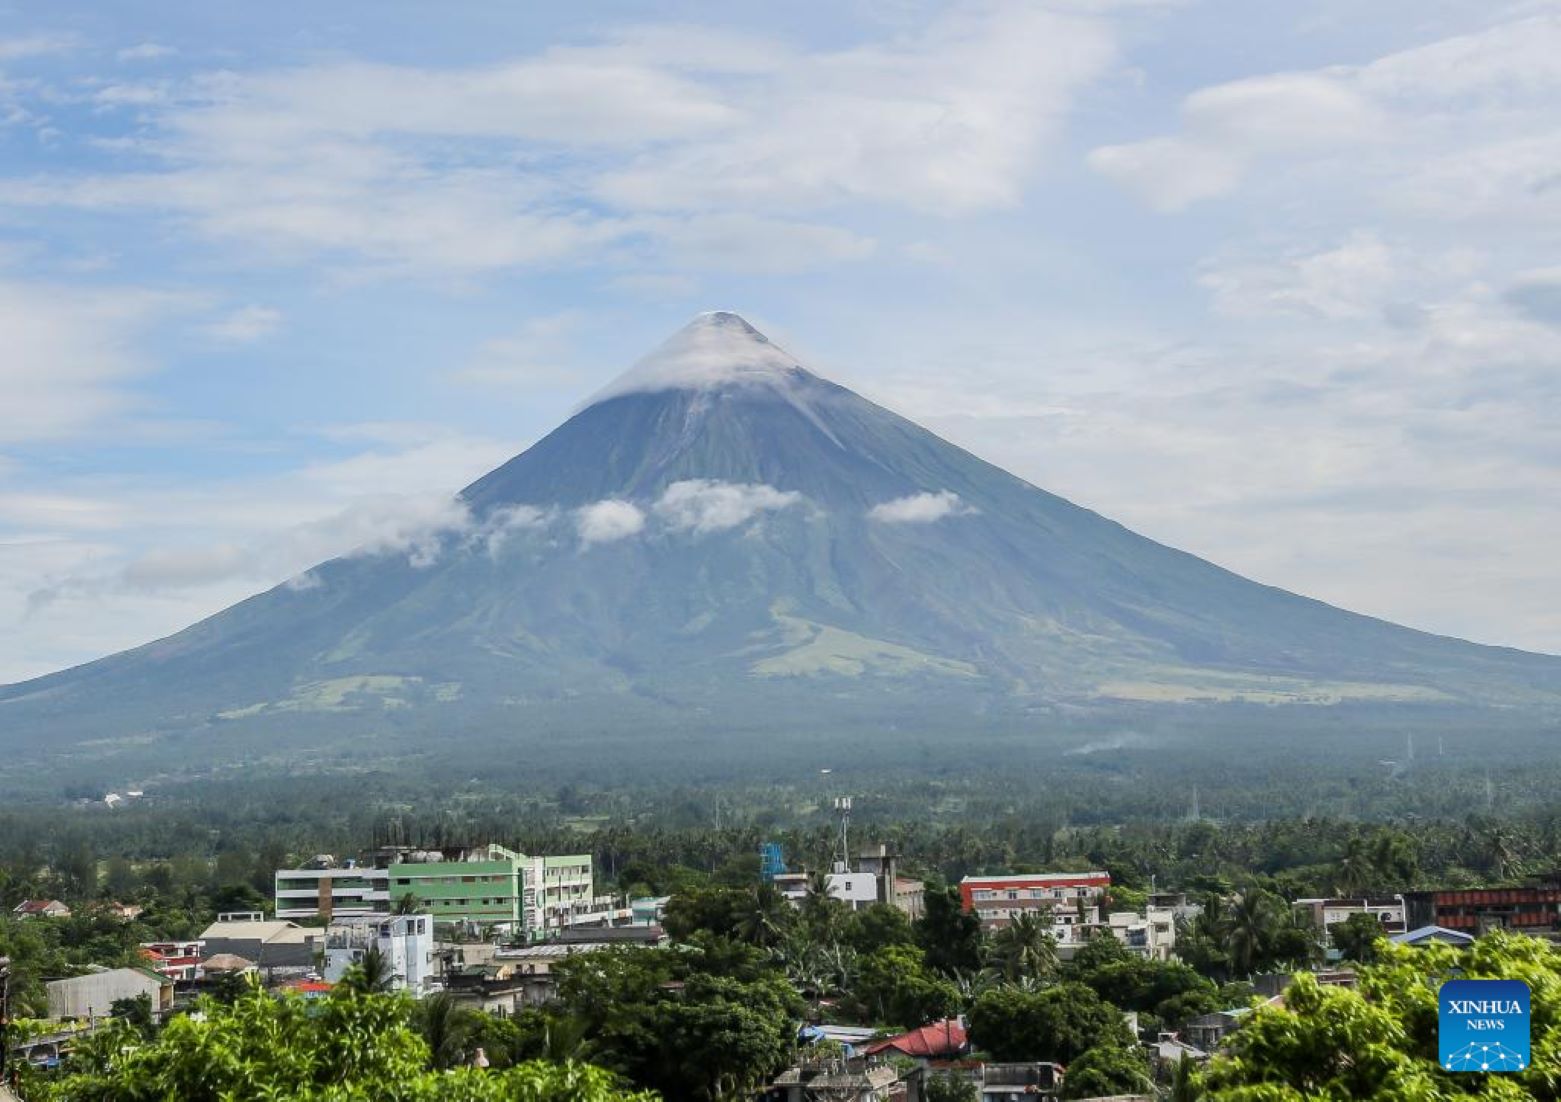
[393,892,423,915]
[1223,891,1277,978]
[987,911,1058,983]
[1332,837,1374,897]
[340,944,399,994]
[736,884,790,948]
[415,992,471,1069]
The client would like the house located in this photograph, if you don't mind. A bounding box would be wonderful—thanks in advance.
[631,896,670,925]
[199,912,317,970]
[1103,908,1177,961]
[442,964,535,1016]
[1252,970,1357,998]
[1182,1009,1252,1052]
[140,940,205,982]
[13,900,71,919]
[322,913,436,995]
[1390,925,1476,948]
[1402,887,1561,936]
[1294,897,1406,941]
[960,873,1110,931]
[46,967,173,1022]
[490,933,664,1007]
[978,1062,1065,1100]
[798,1024,883,1056]
[863,1018,969,1063]
[108,902,145,922]
[1146,1032,1207,1069]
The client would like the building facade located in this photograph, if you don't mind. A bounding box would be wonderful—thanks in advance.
[322,914,436,995]
[140,940,205,983]
[47,968,173,1022]
[1403,887,1561,935]
[1104,907,1177,961]
[274,865,390,921]
[1294,896,1406,941]
[277,844,594,937]
[959,872,1111,930]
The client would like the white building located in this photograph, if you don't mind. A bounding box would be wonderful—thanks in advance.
[1105,907,1177,961]
[774,867,880,911]
[323,914,436,995]
[1294,897,1406,941]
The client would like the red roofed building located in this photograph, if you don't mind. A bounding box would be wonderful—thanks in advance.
[863,1018,969,1062]
[12,899,71,919]
[960,872,1110,931]
[141,940,205,983]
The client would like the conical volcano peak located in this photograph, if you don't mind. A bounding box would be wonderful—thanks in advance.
[586,310,818,407]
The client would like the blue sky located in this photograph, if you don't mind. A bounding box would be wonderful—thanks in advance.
[2,0,1559,680]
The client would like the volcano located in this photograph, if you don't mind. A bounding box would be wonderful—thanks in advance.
[3,312,1558,777]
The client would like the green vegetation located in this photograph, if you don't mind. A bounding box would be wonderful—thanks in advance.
[19,979,651,1101]
[1201,931,1561,1099]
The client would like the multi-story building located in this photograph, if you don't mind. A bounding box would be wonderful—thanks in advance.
[274,863,390,921]
[1403,886,1561,936]
[275,844,594,937]
[959,872,1111,930]
[322,914,436,995]
[1102,907,1177,961]
[1294,897,1406,942]
[140,940,205,983]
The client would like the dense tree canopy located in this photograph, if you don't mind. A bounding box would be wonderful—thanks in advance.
[1203,931,1561,1100]
[22,983,652,1102]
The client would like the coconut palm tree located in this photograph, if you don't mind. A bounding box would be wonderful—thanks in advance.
[415,992,472,1069]
[1223,891,1277,978]
[736,884,790,948]
[987,911,1058,983]
[340,944,399,994]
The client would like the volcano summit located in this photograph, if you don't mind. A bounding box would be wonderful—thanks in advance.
[4,312,1558,778]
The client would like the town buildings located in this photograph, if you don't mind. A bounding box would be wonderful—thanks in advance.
[322,914,436,995]
[274,844,596,937]
[1403,886,1561,936]
[12,900,71,919]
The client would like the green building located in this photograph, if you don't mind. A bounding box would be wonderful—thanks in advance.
[278,844,594,935]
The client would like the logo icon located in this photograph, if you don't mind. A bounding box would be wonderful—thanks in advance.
[1439,979,1530,1072]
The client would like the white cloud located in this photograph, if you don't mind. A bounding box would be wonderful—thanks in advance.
[1198,232,1399,321]
[205,303,282,342]
[0,35,75,61]
[1088,72,1380,210]
[1089,16,1561,212]
[596,6,1118,214]
[574,499,645,546]
[116,43,178,63]
[26,491,473,609]
[0,279,187,442]
[0,3,1122,277]
[473,504,552,557]
[868,490,973,524]
[654,479,802,533]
